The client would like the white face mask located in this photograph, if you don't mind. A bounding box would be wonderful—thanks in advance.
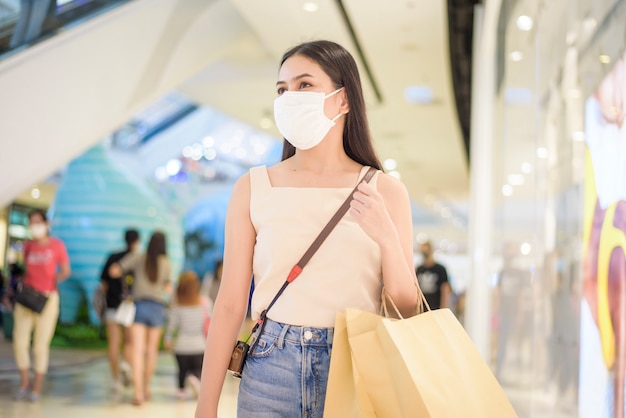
[30,224,48,239]
[273,88,344,150]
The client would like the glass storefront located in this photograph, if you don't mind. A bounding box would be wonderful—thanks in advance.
[491,0,626,416]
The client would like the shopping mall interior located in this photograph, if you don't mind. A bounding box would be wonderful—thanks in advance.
[0,0,625,417]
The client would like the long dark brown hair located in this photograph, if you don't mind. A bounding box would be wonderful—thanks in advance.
[279,40,382,170]
[145,232,166,283]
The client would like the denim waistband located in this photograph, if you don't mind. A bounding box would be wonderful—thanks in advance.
[260,318,334,347]
[134,298,165,306]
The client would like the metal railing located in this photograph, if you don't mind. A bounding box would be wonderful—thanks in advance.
[0,0,131,58]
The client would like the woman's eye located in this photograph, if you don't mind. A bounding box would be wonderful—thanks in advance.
[277,87,286,95]
[299,82,311,89]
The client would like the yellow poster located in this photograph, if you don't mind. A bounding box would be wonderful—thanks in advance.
[580,51,626,418]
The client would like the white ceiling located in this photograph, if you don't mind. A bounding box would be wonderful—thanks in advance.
[179,0,469,211]
[0,0,470,246]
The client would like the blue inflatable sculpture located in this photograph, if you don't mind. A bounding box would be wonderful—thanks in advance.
[49,145,184,324]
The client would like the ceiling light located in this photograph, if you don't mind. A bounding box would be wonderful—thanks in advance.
[599,54,611,64]
[383,159,397,170]
[536,147,548,159]
[302,2,318,12]
[502,185,513,196]
[182,145,193,158]
[521,162,533,174]
[404,85,434,104]
[510,51,523,61]
[204,148,217,160]
[31,188,40,199]
[389,171,401,179]
[516,15,533,31]
[508,174,524,186]
[203,136,215,148]
[166,159,182,176]
[191,143,203,160]
[520,242,532,255]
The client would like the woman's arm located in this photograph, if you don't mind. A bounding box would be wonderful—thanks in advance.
[350,173,419,316]
[55,262,71,283]
[55,240,71,283]
[108,252,140,279]
[164,307,179,351]
[195,174,256,418]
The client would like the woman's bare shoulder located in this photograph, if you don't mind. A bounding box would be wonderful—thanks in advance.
[376,171,410,200]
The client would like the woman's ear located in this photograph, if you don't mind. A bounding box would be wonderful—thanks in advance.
[340,89,350,114]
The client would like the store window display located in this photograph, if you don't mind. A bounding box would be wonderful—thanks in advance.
[581,49,626,418]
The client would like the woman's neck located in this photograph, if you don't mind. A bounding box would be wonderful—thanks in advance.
[34,236,51,245]
[290,145,358,174]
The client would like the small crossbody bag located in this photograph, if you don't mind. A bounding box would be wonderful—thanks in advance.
[114,270,136,327]
[15,282,49,314]
[227,166,377,378]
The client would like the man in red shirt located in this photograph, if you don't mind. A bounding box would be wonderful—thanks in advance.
[13,209,70,402]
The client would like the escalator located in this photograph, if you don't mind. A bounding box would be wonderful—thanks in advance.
[0,0,130,58]
[0,0,251,207]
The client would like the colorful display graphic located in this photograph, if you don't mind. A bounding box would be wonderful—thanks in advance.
[50,145,184,324]
[580,51,626,418]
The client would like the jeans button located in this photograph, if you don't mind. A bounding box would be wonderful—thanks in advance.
[304,330,313,340]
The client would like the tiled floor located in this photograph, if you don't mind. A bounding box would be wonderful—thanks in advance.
[0,354,240,418]
[0,338,580,418]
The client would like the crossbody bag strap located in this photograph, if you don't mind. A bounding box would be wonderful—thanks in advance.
[249,166,378,341]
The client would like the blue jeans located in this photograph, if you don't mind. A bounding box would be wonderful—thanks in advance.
[133,299,166,327]
[237,318,334,418]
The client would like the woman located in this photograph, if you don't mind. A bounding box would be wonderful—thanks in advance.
[195,40,419,418]
[99,228,140,392]
[164,271,207,400]
[110,231,171,405]
[13,209,70,402]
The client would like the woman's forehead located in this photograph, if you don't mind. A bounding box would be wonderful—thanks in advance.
[278,55,327,81]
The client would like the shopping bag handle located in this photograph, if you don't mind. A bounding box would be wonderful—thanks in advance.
[381,281,431,319]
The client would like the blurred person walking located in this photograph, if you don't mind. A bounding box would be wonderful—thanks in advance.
[416,241,451,310]
[109,231,172,406]
[12,209,70,402]
[164,271,208,400]
[195,40,419,418]
[99,228,140,392]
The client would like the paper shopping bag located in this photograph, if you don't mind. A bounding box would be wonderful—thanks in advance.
[324,312,376,418]
[346,308,517,418]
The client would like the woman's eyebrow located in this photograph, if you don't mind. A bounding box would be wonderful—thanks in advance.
[276,73,315,86]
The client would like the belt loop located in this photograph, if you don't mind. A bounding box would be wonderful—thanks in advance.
[277,322,290,349]
[327,327,334,350]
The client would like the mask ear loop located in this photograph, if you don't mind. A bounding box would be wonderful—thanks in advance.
[324,87,344,98]
[326,87,346,122]
[330,113,344,122]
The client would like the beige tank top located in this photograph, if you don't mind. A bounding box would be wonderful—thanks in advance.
[249,165,383,327]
